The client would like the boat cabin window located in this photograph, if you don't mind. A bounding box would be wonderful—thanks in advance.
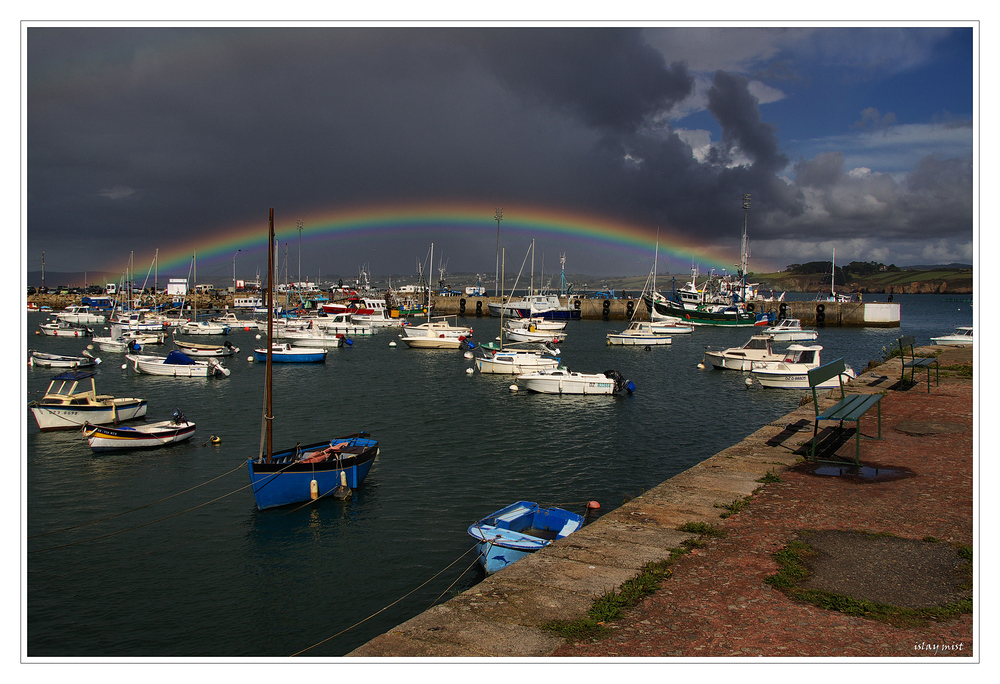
[798,350,816,364]
[745,338,769,349]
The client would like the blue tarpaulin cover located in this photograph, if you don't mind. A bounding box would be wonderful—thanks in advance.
[164,350,196,365]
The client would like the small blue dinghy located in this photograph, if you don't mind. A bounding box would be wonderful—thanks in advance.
[467,501,585,574]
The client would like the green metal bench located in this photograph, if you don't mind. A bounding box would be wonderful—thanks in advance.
[808,358,883,466]
[898,335,939,392]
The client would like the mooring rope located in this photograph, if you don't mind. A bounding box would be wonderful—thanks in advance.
[28,461,249,539]
[290,541,483,657]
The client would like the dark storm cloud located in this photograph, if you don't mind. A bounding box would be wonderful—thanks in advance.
[705,70,787,174]
[25,26,973,278]
[468,28,694,132]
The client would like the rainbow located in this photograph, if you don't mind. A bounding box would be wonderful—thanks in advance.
[113,202,741,278]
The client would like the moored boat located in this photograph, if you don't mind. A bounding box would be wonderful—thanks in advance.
[606,321,672,346]
[55,305,106,326]
[704,334,783,371]
[28,350,100,368]
[931,326,973,346]
[29,371,147,430]
[252,343,327,363]
[467,501,585,574]
[173,339,240,357]
[475,342,560,374]
[126,351,231,377]
[39,318,92,337]
[248,209,379,510]
[516,368,635,395]
[83,409,196,451]
[750,345,856,388]
[762,318,818,342]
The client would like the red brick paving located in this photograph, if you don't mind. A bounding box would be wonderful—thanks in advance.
[553,357,974,659]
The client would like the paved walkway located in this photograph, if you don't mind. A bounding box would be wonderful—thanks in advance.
[349,346,974,659]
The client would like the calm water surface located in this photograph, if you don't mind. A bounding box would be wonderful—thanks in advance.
[24,294,972,657]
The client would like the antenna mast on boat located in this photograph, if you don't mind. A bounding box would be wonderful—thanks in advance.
[266,209,274,461]
[494,208,502,298]
[741,193,751,300]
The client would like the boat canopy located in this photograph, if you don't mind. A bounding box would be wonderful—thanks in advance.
[164,350,197,365]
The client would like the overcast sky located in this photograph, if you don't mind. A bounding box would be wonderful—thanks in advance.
[24,23,975,283]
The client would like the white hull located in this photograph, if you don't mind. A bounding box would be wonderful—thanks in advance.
[400,336,465,349]
[931,328,973,346]
[31,400,147,430]
[173,341,240,357]
[180,322,229,335]
[753,367,856,389]
[703,352,778,371]
[766,331,819,342]
[607,331,672,346]
[503,327,565,344]
[126,354,230,377]
[84,419,196,450]
[517,369,616,394]
[285,333,346,347]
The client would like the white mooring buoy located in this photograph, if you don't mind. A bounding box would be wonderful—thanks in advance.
[509,384,519,392]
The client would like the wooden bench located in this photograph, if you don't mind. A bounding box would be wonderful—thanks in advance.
[808,359,883,466]
[898,335,939,392]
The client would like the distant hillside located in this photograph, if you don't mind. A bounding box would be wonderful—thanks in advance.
[751,267,973,295]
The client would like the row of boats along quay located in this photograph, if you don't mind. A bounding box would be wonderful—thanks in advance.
[25,228,973,658]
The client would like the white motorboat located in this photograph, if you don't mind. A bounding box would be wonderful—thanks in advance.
[283,330,347,347]
[310,314,376,336]
[750,345,856,388]
[55,305,106,326]
[29,350,100,368]
[475,343,561,374]
[520,316,567,332]
[180,319,230,336]
[606,321,672,346]
[211,312,258,331]
[762,318,818,342]
[400,316,473,349]
[704,334,782,370]
[29,371,147,430]
[931,326,973,346]
[111,312,167,333]
[516,368,635,395]
[38,318,92,337]
[91,336,135,353]
[126,351,231,377]
[503,320,566,344]
[649,318,695,335]
[173,339,240,357]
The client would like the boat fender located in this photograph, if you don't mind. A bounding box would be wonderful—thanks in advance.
[310,479,319,500]
[332,471,352,500]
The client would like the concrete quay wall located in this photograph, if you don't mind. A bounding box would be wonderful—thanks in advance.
[428,296,900,327]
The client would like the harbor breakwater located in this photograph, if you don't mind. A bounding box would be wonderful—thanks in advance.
[26,293,901,327]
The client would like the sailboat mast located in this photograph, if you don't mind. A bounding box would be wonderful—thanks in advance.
[428,242,433,323]
[831,248,836,298]
[266,209,274,461]
[530,238,535,295]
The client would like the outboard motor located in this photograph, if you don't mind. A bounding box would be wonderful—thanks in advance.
[171,408,186,424]
[603,369,636,394]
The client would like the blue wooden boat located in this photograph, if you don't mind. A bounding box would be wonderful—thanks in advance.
[252,343,326,363]
[247,210,378,510]
[248,434,380,510]
[467,501,585,574]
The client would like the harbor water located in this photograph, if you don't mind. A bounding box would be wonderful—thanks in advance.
[24,294,972,657]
